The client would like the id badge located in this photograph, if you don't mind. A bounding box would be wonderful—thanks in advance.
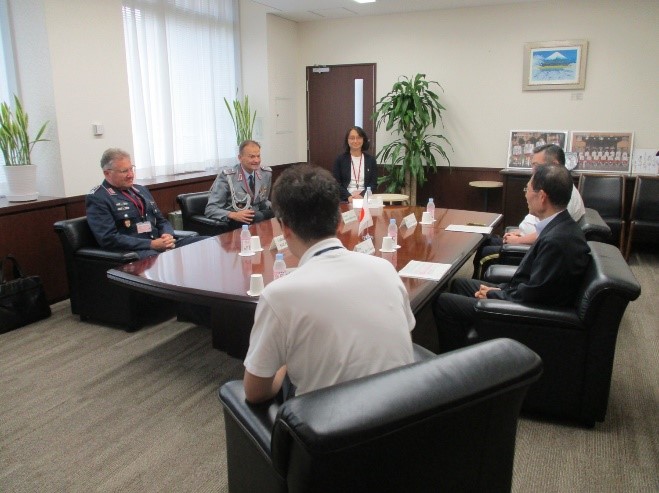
[136,221,152,234]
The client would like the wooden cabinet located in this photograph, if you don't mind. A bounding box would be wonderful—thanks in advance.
[1,173,216,304]
[0,198,69,302]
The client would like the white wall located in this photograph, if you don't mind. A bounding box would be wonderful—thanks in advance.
[7,0,132,198]
[6,0,658,198]
[8,0,63,197]
[266,14,299,166]
[44,0,133,197]
[295,0,659,167]
[239,0,299,167]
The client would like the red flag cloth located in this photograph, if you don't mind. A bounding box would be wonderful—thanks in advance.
[358,204,373,235]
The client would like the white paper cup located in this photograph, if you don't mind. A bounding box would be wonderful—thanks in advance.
[250,235,262,251]
[421,211,433,223]
[249,274,264,296]
[381,236,395,251]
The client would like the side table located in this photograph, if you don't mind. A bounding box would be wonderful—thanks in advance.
[372,193,410,205]
[469,181,503,212]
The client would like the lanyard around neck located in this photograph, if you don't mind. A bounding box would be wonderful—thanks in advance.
[351,154,362,186]
[313,246,344,257]
[122,189,145,217]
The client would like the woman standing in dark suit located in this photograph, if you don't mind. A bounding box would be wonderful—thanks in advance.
[333,126,378,203]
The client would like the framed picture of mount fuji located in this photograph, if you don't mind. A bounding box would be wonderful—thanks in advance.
[523,40,588,91]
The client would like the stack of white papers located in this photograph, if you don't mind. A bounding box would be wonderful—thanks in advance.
[445,224,493,234]
[399,261,452,282]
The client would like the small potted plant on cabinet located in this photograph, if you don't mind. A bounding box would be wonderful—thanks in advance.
[0,94,49,201]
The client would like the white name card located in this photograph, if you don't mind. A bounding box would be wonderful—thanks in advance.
[367,196,383,208]
[342,209,358,225]
[401,213,418,229]
[270,235,289,251]
[354,238,375,255]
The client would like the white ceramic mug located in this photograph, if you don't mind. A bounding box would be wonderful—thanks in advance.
[249,274,265,296]
[250,235,262,251]
[381,236,396,251]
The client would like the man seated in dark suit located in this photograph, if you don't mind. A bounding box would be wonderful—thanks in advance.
[471,143,585,278]
[433,164,590,353]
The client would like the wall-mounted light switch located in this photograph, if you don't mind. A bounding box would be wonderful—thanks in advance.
[92,123,105,136]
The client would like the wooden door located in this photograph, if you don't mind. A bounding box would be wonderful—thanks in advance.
[306,64,376,174]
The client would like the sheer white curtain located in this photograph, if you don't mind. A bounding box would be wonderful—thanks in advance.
[0,0,18,191]
[122,0,241,178]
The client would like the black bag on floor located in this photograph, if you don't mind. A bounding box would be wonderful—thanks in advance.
[1,255,51,333]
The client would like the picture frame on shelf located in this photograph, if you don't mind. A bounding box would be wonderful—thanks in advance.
[569,131,634,174]
[523,39,588,91]
[507,130,568,169]
[630,148,658,176]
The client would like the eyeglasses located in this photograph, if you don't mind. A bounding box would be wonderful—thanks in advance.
[110,165,136,175]
[523,186,540,193]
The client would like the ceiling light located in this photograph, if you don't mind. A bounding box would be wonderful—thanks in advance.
[354,0,376,4]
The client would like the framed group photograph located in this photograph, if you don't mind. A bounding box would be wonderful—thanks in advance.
[523,39,588,91]
[507,130,568,168]
[569,131,634,174]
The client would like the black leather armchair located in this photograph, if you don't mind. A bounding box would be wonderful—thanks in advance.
[218,339,542,493]
[488,208,612,270]
[578,173,625,249]
[625,175,659,260]
[476,241,641,426]
[53,216,197,330]
[176,191,228,236]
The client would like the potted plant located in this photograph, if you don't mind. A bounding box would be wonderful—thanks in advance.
[0,94,49,201]
[372,74,451,205]
[224,93,256,146]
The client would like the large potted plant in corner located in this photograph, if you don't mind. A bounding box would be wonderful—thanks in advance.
[0,94,49,202]
[224,93,256,146]
[372,74,451,205]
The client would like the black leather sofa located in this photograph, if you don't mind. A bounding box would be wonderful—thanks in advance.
[176,191,228,236]
[53,216,197,330]
[218,339,542,493]
[475,241,641,426]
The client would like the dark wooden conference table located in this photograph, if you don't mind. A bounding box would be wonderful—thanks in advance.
[108,206,501,358]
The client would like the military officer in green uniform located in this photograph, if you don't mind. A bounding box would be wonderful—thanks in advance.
[205,140,274,231]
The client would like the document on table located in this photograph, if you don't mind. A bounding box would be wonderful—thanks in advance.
[398,260,452,282]
[445,224,493,234]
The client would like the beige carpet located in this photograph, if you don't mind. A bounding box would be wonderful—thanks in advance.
[0,251,657,492]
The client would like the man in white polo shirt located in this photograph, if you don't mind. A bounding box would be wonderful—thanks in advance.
[243,165,415,403]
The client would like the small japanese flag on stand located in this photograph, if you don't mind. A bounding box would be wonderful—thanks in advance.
[358,204,373,236]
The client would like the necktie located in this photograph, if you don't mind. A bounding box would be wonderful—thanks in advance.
[248,174,255,193]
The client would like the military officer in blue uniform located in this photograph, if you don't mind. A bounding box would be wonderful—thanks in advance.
[205,140,274,231]
[86,148,206,259]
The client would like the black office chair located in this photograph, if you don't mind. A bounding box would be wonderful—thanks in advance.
[53,216,197,330]
[625,175,659,260]
[176,191,228,236]
[219,339,542,493]
[578,173,625,249]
